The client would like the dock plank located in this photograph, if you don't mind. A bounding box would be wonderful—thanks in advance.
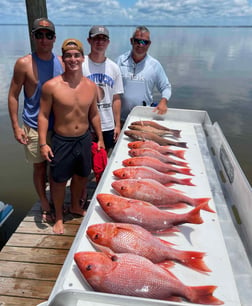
[0,277,54,300]
[0,175,97,305]
[0,261,61,280]
[15,220,81,235]
[6,233,73,249]
[0,246,69,264]
[0,296,45,305]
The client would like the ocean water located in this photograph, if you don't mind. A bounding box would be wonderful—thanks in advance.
[0,25,251,248]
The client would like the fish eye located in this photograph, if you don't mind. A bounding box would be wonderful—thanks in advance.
[94,234,99,239]
[106,202,111,207]
[122,174,126,178]
[86,264,92,271]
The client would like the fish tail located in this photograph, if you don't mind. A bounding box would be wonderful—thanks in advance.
[187,205,204,224]
[180,178,195,186]
[194,198,215,213]
[179,250,211,273]
[176,142,188,148]
[189,285,224,305]
[173,149,186,160]
[171,129,181,138]
[178,167,194,176]
[175,160,189,167]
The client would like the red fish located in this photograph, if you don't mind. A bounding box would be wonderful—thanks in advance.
[129,148,188,167]
[112,178,214,212]
[128,124,177,137]
[128,140,186,160]
[131,120,181,138]
[87,222,210,273]
[124,130,187,148]
[96,193,203,233]
[74,251,223,304]
[113,166,194,187]
[122,156,193,176]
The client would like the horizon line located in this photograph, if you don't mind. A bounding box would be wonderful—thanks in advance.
[1,23,252,28]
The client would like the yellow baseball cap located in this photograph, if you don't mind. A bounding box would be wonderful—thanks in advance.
[61,38,84,55]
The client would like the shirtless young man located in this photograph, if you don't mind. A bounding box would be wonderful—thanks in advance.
[38,38,104,234]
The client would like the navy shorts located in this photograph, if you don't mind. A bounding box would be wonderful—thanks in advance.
[50,131,92,183]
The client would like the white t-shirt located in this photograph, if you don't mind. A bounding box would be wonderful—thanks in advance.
[82,55,124,131]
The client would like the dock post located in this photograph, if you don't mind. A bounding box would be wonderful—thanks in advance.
[25,0,48,52]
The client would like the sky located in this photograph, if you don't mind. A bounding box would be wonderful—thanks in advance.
[1,0,252,26]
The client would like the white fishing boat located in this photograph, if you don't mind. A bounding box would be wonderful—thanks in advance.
[40,107,252,306]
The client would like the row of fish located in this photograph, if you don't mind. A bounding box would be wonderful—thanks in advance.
[74,120,224,305]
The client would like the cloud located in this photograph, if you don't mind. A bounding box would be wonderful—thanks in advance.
[1,0,252,25]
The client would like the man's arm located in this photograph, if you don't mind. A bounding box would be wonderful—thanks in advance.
[112,94,121,142]
[154,62,172,115]
[8,59,28,144]
[89,93,105,150]
[38,82,54,162]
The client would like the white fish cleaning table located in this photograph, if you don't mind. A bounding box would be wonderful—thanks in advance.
[44,107,252,306]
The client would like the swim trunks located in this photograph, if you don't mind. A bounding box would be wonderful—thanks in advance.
[50,131,92,183]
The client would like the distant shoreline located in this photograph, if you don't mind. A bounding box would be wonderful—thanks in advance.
[1,24,252,28]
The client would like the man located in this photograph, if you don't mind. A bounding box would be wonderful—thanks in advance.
[8,18,63,222]
[38,38,104,234]
[82,25,123,153]
[117,26,172,122]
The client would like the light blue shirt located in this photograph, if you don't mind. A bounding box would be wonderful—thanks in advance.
[117,51,171,120]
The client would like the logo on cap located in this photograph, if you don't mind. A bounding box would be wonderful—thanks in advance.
[38,20,52,27]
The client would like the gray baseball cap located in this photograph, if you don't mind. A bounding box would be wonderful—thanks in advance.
[89,25,109,38]
[32,17,55,33]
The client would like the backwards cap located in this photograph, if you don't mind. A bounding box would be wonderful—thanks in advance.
[62,38,84,55]
[32,17,55,33]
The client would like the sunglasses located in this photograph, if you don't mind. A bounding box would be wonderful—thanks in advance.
[133,38,150,46]
[34,31,55,40]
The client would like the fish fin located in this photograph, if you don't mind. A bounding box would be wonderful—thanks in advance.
[194,198,215,213]
[164,178,195,187]
[157,260,175,269]
[88,239,115,256]
[189,286,224,305]
[164,183,175,187]
[179,250,211,273]
[165,296,183,302]
[157,203,188,209]
[159,238,176,246]
[152,227,180,234]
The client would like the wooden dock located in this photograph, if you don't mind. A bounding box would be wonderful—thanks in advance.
[0,179,97,306]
